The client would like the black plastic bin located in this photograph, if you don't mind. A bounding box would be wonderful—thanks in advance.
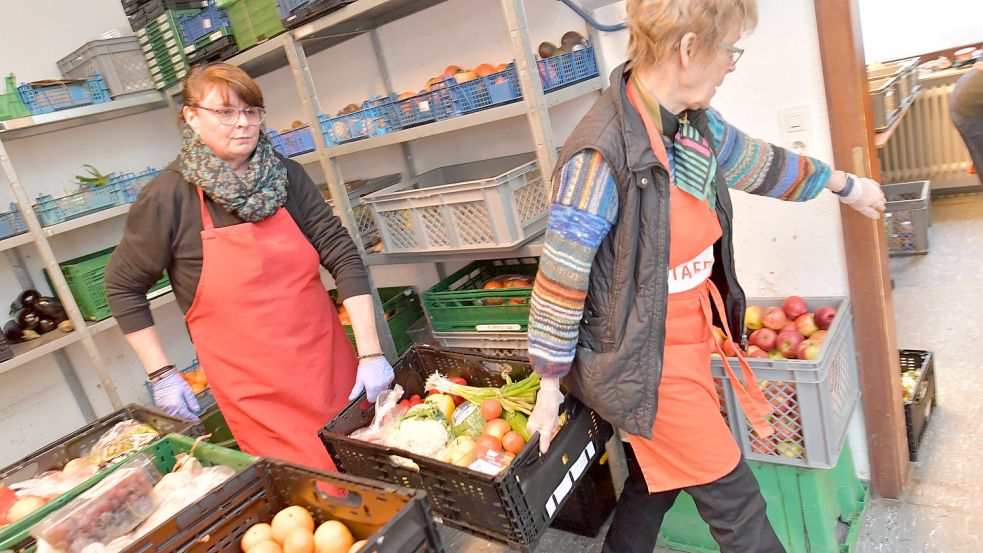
[901,349,936,461]
[144,458,443,552]
[320,345,615,552]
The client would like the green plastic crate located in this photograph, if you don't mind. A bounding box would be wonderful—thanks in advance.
[0,405,195,552]
[200,405,237,450]
[45,246,170,321]
[1,74,30,122]
[216,0,285,51]
[329,286,424,356]
[422,258,538,333]
[656,441,869,553]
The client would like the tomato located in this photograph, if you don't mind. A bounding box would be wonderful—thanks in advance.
[502,431,526,454]
[475,434,503,456]
[408,395,424,407]
[483,418,511,440]
[447,378,468,405]
[480,398,503,420]
[398,399,410,408]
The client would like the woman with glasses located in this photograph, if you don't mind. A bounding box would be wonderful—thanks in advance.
[523,1,885,551]
[105,63,393,474]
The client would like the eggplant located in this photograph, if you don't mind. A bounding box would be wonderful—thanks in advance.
[37,318,57,334]
[3,320,23,341]
[18,289,40,307]
[15,308,39,330]
[34,297,66,321]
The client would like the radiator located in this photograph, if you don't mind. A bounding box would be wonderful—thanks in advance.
[877,79,973,183]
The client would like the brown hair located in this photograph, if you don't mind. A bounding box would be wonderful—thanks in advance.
[180,63,264,121]
[626,0,758,69]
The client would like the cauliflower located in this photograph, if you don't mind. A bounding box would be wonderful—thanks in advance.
[383,404,450,459]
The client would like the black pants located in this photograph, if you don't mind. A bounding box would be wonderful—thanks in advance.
[601,444,786,553]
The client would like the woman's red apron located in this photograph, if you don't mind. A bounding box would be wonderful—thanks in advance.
[624,81,774,492]
[185,188,356,471]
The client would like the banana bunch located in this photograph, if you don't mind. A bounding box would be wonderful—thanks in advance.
[73,164,115,191]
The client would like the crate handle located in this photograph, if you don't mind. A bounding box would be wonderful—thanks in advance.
[312,480,365,509]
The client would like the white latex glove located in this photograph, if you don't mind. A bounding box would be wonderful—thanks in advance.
[526,377,564,454]
[839,174,886,219]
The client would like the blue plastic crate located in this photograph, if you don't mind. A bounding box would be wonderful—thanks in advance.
[0,208,28,240]
[537,44,599,92]
[17,74,111,115]
[427,65,522,118]
[33,183,125,227]
[177,3,232,45]
[267,126,315,157]
[111,167,162,203]
[318,96,398,146]
[393,90,442,128]
[276,0,315,18]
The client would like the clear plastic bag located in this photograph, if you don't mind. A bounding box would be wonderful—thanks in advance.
[8,464,99,500]
[350,384,408,445]
[32,456,159,553]
[86,421,160,466]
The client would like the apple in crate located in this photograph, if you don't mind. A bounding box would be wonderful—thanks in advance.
[762,306,787,331]
[814,306,837,330]
[745,305,764,330]
[750,328,777,351]
[776,329,804,359]
[796,339,822,361]
[811,329,828,343]
[783,295,808,319]
[794,313,818,337]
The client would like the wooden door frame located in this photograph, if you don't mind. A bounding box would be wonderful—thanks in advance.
[813,0,909,498]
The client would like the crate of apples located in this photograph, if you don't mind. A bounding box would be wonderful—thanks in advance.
[241,506,363,553]
[713,295,838,361]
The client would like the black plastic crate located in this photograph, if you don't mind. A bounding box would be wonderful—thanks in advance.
[0,404,195,487]
[901,349,936,461]
[320,345,614,552]
[186,34,238,65]
[0,331,12,363]
[143,458,443,552]
[282,0,358,29]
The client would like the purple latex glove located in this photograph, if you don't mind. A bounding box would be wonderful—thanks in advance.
[349,357,395,402]
[152,371,201,421]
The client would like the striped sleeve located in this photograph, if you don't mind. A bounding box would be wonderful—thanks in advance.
[706,107,831,201]
[528,150,618,379]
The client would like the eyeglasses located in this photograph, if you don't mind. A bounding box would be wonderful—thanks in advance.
[193,105,266,126]
[719,41,744,64]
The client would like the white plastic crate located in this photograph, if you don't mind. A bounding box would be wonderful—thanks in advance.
[713,297,859,469]
[324,173,400,250]
[362,153,549,254]
[883,180,930,256]
[57,36,154,98]
[432,330,529,359]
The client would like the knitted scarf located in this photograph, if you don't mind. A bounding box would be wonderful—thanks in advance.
[179,123,288,222]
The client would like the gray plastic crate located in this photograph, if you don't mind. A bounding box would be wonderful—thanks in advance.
[325,173,401,250]
[713,296,859,469]
[883,180,930,256]
[58,36,155,98]
[432,329,529,359]
[363,153,549,254]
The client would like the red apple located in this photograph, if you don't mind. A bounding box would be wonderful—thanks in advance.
[768,349,784,360]
[794,313,818,338]
[783,295,808,320]
[750,328,777,351]
[762,306,787,331]
[814,306,836,330]
[796,339,821,361]
[745,305,764,331]
[776,329,805,359]
[748,349,770,359]
[747,344,763,354]
[811,330,828,343]
[782,321,797,332]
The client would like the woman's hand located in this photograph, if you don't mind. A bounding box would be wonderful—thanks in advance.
[152,371,201,421]
[830,171,886,219]
[526,378,565,454]
[349,356,395,402]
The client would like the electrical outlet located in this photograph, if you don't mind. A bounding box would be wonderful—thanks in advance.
[779,106,814,155]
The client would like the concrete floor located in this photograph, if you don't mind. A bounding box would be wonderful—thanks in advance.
[440,193,983,552]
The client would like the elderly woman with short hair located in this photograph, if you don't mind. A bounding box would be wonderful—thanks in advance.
[524,1,884,551]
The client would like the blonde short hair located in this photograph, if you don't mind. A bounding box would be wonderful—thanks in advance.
[626,0,758,69]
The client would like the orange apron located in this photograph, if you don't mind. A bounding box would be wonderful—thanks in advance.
[625,82,773,492]
[185,188,356,471]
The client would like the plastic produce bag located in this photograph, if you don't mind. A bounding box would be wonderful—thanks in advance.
[32,456,160,553]
[87,421,159,466]
[8,465,99,500]
[350,384,408,444]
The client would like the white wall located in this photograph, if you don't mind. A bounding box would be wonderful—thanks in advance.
[859,0,982,63]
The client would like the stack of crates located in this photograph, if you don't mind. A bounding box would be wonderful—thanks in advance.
[136,11,192,89]
[177,3,238,65]
[121,0,210,31]
[216,0,286,52]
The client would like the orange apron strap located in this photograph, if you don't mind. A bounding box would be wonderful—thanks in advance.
[196,187,215,231]
[704,282,775,439]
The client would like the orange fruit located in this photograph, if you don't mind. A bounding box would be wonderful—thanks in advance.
[313,520,354,553]
[272,506,315,545]
[241,523,275,552]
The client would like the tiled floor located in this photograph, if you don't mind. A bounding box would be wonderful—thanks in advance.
[441,194,983,552]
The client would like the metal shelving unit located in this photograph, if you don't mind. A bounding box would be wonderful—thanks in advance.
[0,0,605,415]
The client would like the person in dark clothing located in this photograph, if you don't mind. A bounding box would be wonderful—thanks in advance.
[105,63,393,473]
[950,61,983,184]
